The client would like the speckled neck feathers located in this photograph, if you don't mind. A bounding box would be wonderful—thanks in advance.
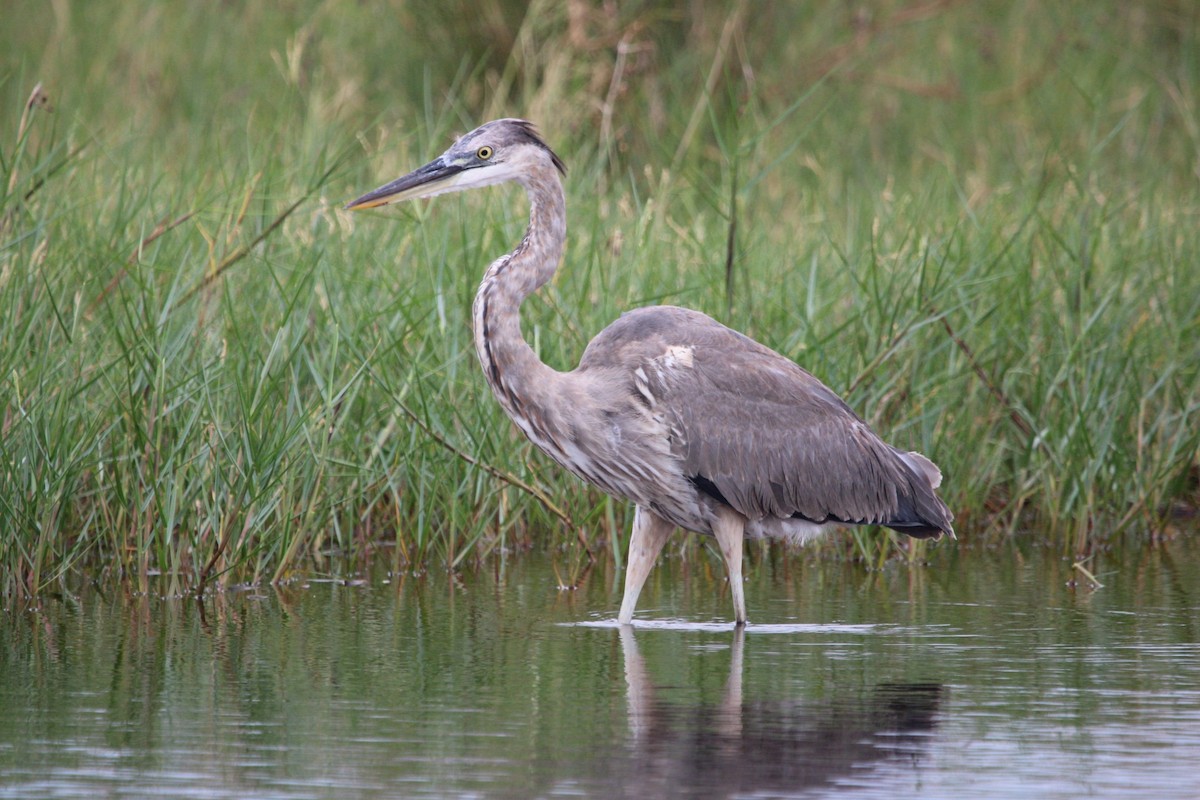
[470,158,567,414]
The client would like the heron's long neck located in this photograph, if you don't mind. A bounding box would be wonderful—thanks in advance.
[471,166,566,410]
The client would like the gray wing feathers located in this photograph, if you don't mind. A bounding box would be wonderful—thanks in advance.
[669,361,923,525]
[900,450,943,488]
[586,306,953,537]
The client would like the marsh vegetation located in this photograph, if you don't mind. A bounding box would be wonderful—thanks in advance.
[2,1,1198,595]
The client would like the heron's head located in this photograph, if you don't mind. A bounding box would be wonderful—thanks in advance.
[345,119,566,211]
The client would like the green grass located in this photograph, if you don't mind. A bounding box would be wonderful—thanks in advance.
[2,1,1198,596]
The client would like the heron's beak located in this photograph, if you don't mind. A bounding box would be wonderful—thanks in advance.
[344,157,467,211]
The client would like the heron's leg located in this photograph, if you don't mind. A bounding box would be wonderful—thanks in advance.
[712,506,747,625]
[617,506,674,624]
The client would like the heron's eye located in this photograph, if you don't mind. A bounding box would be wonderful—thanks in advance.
[476,146,494,160]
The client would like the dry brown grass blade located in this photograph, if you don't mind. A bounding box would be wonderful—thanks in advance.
[175,193,308,308]
[669,0,749,177]
[7,83,50,195]
[90,211,196,311]
[393,399,576,531]
[930,304,1036,441]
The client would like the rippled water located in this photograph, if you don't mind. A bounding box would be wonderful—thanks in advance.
[2,539,1197,798]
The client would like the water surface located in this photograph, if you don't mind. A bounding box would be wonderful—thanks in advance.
[2,539,1197,798]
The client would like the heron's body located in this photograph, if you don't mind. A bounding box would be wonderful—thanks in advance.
[348,119,954,625]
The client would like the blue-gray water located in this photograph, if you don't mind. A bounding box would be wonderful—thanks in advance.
[2,539,1198,798]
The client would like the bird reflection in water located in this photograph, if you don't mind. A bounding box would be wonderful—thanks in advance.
[613,627,942,798]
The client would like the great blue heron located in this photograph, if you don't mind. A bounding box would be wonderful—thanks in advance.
[346,119,954,625]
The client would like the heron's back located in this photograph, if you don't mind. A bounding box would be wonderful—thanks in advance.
[576,305,954,540]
